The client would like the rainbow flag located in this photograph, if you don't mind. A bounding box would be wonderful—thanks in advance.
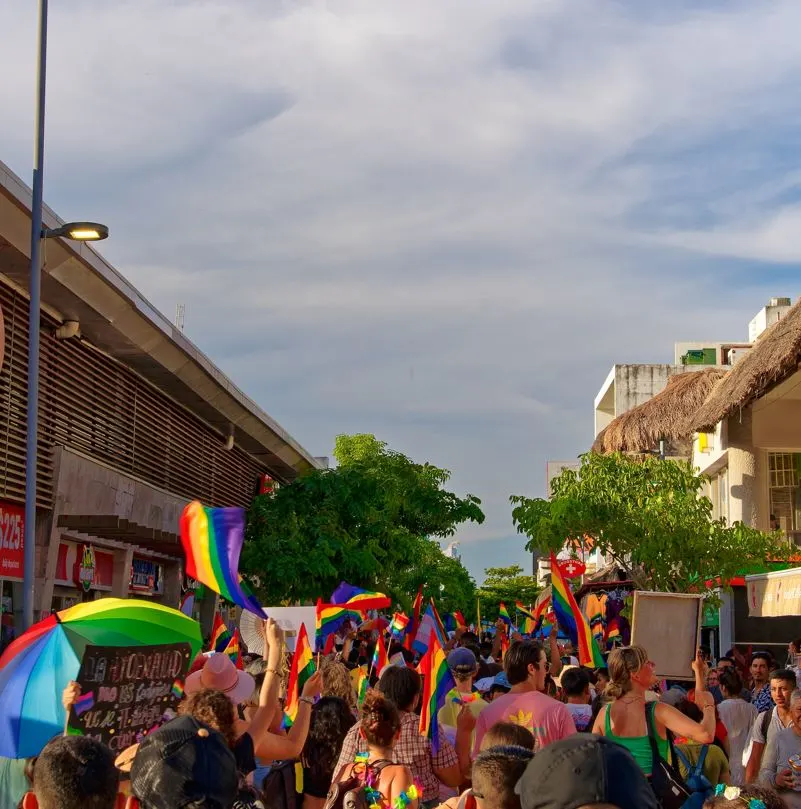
[330,582,391,612]
[500,631,510,659]
[514,601,535,620]
[417,632,455,753]
[284,624,316,728]
[549,552,604,667]
[453,611,467,630]
[521,616,536,635]
[372,633,388,674]
[405,586,424,651]
[356,665,369,705]
[210,613,232,653]
[316,599,361,651]
[498,602,513,627]
[390,612,410,639]
[222,628,243,669]
[171,680,185,700]
[180,502,264,615]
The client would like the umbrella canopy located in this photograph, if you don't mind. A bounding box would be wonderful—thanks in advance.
[0,598,202,758]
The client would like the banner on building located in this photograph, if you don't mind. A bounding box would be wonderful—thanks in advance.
[746,569,801,618]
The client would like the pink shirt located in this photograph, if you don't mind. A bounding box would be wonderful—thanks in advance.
[473,689,577,756]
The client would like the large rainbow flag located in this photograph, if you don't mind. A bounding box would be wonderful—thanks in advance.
[549,552,604,667]
[284,623,316,728]
[417,632,455,753]
[330,582,392,612]
[180,502,264,615]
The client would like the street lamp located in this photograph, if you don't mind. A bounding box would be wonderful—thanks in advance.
[23,0,109,629]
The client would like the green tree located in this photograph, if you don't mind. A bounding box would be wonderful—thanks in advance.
[477,565,540,623]
[510,452,788,594]
[242,434,483,608]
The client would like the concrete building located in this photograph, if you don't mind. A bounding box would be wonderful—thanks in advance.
[0,160,321,636]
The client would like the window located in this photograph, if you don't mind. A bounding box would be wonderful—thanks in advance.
[768,453,801,544]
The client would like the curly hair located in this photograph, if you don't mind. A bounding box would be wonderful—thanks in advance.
[703,784,789,809]
[360,689,401,748]
[301,697,357,785]
[178,688,238,750]
[320,658,357,714]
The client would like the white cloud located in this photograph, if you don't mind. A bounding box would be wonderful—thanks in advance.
[2,0,801,578]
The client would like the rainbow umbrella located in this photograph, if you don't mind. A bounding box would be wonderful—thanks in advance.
[0,598,202,758]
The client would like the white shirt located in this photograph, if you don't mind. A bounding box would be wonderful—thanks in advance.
[718,698,757,785]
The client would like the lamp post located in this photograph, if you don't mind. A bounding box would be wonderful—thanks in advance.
[23,0,108,629]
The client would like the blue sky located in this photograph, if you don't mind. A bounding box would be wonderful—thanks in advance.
[2,0,801,582]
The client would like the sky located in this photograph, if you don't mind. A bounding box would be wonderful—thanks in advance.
[2,0,801,583]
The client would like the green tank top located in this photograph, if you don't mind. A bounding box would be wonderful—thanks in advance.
[604,700,670,776]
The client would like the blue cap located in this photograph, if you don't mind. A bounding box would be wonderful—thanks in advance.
[447,647,478,670]
[493,672,510,689]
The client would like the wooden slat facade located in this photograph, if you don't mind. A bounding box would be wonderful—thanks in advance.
[0,280,264,508]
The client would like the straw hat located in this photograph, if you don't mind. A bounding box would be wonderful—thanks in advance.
[185,653,255,705]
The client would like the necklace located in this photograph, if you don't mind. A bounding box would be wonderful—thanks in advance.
[353,753,422,809]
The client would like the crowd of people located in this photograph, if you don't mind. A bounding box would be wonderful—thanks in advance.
[5,620,801,809]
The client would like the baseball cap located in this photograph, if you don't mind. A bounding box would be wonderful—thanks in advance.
[448,647,478,670]
[515,734,658,809]
[130,716,238,809]
[492,672,510,690]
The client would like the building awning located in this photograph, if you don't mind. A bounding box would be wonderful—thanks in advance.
[57,514,181,558]
[745,567,801,617]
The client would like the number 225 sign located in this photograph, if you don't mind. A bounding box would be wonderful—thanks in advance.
[0,501,24,580]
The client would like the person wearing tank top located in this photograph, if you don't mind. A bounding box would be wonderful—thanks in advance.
[592,646,717,777]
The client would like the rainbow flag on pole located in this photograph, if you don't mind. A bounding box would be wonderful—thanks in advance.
[284,624,316,728]
[209,613,232,653]
[330,582,391,612]
[390,612,410,639]
[180,502,264,615]
[417,631,455,753]
[549,552,604,667]
[372,632,388,674]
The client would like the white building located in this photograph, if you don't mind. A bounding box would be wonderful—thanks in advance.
[443,542,461,560]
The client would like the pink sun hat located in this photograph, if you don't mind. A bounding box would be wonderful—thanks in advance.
[185,652,255,705]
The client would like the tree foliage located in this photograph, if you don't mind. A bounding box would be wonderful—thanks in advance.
[242,434,483,613]
[510,452,788,594]
[477,565,540,623]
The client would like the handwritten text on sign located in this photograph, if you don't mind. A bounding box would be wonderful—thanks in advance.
[68,643,192,753]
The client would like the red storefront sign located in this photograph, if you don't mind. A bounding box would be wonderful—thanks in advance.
[0,501,24,581]
[55,542,114,589]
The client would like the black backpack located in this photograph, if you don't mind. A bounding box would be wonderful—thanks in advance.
[260,761,299,809]
[324,760,393,809]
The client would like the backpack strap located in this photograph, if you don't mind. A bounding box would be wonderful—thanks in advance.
[696,745,708,773]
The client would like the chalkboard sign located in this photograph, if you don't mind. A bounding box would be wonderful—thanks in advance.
[67,643,192,754]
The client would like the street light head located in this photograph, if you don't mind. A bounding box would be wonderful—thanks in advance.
[43,221,109,241]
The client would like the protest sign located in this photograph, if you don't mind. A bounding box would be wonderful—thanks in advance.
[67,642,192,753]
[630,591,703,680]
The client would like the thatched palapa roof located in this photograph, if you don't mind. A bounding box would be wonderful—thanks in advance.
[691,297,801,432]
[592,368,728,455]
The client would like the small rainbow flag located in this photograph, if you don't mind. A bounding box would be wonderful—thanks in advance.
[180,502,264,616]
[514,601,535,620]
[550,552,604,667]
[171,680,185,700]
[405,586,424,651]
[284,624,316,728]
[417,631,455,753]
[390,612,410,639]
[356,665,369,706]
[371,632,388,674]
[210,613,232,653]
[223,628,243,669]
[498,602,514,630]
[73,691,95,717]
[453,611,467,630]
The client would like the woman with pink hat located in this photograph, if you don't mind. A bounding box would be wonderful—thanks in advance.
[184,618,321,772]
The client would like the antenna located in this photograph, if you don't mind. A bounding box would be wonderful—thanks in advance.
[175,304,185,332]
